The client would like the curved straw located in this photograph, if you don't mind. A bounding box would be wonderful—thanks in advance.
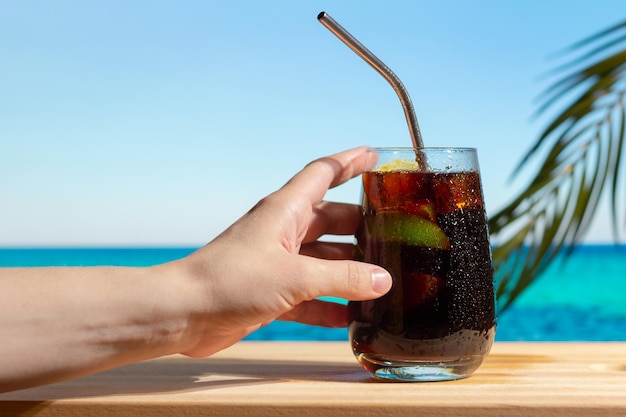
[317,11,424,149]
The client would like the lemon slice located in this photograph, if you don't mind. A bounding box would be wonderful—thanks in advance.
[376,159,419,172]
[368,212,450,249]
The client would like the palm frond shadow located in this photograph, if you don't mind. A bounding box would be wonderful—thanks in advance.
[490,20,626,313]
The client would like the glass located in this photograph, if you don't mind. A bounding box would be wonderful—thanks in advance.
[350,147,496,381]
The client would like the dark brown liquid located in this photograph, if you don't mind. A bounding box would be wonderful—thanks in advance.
[350,170,495,363]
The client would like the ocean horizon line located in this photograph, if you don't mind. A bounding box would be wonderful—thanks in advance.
[1,245,623,341]
[0,245,203,250]
[1,242,624,251]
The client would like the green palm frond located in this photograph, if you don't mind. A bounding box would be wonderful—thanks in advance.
[489,20,626,313]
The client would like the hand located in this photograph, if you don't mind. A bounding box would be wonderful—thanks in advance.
[0,147,392,392]
[173,147,392,357]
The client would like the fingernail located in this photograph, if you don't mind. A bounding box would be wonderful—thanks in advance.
[371,269,392,294]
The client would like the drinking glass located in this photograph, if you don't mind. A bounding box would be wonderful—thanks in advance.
[349,147,496,381]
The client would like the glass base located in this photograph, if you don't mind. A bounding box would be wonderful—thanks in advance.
[357,354,485,382]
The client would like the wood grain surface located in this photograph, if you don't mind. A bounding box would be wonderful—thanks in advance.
[1,342,625,416]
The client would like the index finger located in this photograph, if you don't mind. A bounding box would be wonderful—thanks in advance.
[282,147,377,205]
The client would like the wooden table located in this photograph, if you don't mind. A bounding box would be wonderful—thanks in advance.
[1,342,625,416]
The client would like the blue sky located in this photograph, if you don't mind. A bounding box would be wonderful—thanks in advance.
[2,1,625,246]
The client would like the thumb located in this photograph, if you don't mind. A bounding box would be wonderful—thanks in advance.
[297,258,392,301]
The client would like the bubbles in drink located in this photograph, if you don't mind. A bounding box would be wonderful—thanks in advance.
[350,159,495,379]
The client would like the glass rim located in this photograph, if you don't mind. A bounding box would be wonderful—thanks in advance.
[366,146,477,152]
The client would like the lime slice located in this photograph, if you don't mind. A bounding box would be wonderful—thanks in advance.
[369,212,450,249]
[376,159,419,172]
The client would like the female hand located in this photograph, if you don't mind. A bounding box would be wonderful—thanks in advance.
[0,146,391,392]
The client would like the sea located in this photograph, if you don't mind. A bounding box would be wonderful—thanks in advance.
[1,245,624,342]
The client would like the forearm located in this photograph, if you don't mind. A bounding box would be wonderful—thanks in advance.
[0,264,193,392]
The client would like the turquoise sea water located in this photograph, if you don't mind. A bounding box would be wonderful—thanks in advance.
[1,246,624,341]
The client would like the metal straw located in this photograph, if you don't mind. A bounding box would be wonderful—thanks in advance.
[317,11,424,149]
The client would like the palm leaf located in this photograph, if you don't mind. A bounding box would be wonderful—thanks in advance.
[490,20,626,313]
[609,101,626,240]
